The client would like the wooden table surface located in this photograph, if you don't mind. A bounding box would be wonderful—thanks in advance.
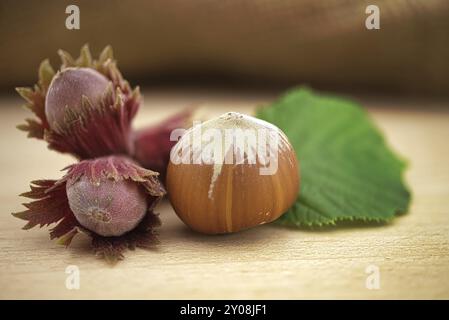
[0,87,448,299]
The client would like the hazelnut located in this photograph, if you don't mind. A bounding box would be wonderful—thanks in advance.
[166,112,299,234]
[66,176,148,237]
[45,67,109,132]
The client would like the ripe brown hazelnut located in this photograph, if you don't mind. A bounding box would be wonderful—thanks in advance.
[166,112,299,234]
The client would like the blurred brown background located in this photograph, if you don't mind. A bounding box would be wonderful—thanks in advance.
[1,0,448,96]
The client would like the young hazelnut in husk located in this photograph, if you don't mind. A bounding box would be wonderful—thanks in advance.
[166,112,299,234]
[16,44,192,175]
[13,156,165,262]
[45,67,110,133]
[16,44,140,159]
[66,176,148,237]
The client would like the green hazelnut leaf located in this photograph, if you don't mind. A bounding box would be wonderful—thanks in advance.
[257,87,411,227]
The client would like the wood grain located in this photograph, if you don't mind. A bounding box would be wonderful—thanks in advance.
[0,88,448,299]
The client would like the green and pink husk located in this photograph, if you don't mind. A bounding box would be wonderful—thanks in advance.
[13,45,191,262]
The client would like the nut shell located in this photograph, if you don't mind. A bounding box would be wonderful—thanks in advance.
[67,176,148,237]
[166,112,299,234]
[45,67,109,132]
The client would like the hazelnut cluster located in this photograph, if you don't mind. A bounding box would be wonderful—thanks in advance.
[13,45,190,262]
